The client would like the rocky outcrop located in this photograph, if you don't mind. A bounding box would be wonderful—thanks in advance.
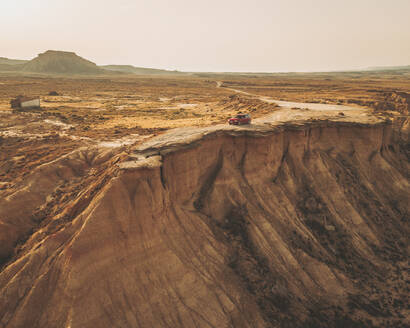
[0,119,408,327]
[375,91,409,115]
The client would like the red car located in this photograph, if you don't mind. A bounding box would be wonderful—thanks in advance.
[228,113,251,125]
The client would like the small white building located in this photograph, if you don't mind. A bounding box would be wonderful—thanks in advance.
[11,96,40,109]
[21,98,40,108]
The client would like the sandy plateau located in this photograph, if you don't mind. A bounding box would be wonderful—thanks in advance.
[0,72,409,327]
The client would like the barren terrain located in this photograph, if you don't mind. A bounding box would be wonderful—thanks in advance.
[0,71,409,327]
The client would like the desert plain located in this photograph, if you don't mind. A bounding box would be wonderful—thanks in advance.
[1,70,408,185]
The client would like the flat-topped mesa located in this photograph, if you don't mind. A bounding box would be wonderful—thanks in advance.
[39,50,77,56]
[21,50,104,74]
[0,118,408,328]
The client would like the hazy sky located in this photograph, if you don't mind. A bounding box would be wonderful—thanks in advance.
[1,0,409,72]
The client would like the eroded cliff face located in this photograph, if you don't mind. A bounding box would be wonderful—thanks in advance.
[0,119,408,328]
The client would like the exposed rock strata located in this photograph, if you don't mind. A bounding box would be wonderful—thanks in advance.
[0,119,408,327]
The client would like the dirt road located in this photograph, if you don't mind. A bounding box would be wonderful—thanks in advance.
[131,82,376,153]
[213,80,373,125]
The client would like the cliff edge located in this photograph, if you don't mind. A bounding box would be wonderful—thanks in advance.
[0,114,408,327]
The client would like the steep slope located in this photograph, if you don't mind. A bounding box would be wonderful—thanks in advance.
[21,50,106,75]
[0,118,408,327]
[101,64,183,75]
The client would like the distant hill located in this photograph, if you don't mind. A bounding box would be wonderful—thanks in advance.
[0,57,28,72]
[0,51,185,75]
[100,64,184,75]
[366,65,410,71]
[0,64,22,71]
[0,57,28,65]
[20,50,106,75]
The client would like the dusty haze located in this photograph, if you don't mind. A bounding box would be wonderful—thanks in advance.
[1,0,410,72]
